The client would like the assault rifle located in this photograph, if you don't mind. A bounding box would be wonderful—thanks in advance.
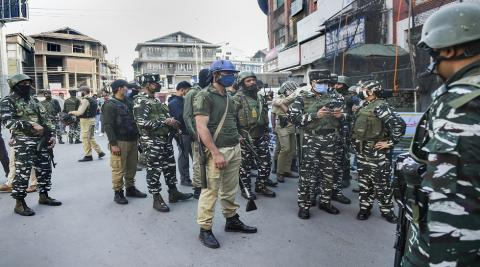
[37,127,57,168]
[198,138,207,189]
[239,137,258,212]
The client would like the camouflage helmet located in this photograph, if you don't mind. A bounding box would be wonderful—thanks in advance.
[8,73,32,89]
[237,71,256,84]
[278,81,299,95]
[418,2,480,50]
[358,80,383,94]
[136,73,161,87]
[308,69,331,83]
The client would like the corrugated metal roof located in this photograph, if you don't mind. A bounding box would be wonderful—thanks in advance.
[345,44,408,57]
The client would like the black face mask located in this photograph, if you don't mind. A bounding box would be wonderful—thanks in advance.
[245,84,258,92]
[13,85,32,100]
[45,95,52,100]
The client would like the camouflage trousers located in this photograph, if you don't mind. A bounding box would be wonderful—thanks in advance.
[68,121,80,142]
[11,136,52,199]
[331,137,346,197]
[239,135,271,190]
[140,136,177,195]
[298,132,337,208]
[355,141,394,215]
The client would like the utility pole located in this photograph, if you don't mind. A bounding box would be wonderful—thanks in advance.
[406,0,417,112]
[0,22,9,98]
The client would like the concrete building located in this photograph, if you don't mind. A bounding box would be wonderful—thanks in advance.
[133,31,219,88]
[5,33,35,80]
[30,27,108,93]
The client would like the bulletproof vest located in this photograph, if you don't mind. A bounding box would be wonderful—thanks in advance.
[11,96,43,136]
[109,98,138,137]
[236,91,268,130]
[302,92,340,131]
[352,99,386,141]
[64,97,80,113]
[136,95,169,136]
[78,97,97,118]
[40,99,58,116]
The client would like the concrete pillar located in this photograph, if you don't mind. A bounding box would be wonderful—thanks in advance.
[74,72,78,88]
[42,55,48,89]
[63,73,69,89]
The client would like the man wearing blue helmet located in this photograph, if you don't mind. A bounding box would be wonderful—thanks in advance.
[194,60,257,249]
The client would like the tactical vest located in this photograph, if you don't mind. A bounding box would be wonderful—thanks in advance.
[78,97,97,118]
[137,95,169,137]
[40,99,59,116]
[64,97,80,113]
[109,98,138,137]
[237,92,268,130]
[11,97,42,136]
[352,99,386,141]
[302,92,340,131]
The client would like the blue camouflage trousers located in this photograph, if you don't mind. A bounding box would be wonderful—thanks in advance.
[140,136,177,194]
[298,132,337,208]
[239,135,271,190]
[11,136,52,199]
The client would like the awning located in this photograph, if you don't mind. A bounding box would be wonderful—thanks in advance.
[345,44,408,57]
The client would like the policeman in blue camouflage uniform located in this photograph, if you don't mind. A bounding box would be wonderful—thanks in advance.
[289,69,344,219]
[0,74,62,216]
[351,80,405,223]
[401,3,480,266]
[233,71,276,199]
[133,73,192,212]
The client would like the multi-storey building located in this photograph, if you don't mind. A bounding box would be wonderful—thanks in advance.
[30,27,108,93]
[5,33,35,81]
[133,31,219,88]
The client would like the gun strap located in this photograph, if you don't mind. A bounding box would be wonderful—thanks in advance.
[213,94,229,143]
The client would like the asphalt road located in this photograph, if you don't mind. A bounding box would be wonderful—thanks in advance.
[0,134,395,267]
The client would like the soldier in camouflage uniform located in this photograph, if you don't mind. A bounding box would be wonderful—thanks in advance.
[401,3,480,266]
[63,89,81,144]
[40,90,63,144]
[232,71,276,199]
[289,70,344,219]
[351,80,405,223]
[0,74,62,216]
[133,73,192,212]
[183,68,211,199]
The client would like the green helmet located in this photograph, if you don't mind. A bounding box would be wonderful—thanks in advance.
[237,71,256,84]
[8,73,32,89]
[418,2,480,49]
[278,81,299,95]
[337,76,350,87]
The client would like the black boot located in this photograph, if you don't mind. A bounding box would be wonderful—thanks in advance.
[153,193,169,212]
[39,192,62,206]
[310,195,317,206]
[225,214,257,233]
[298,207,310,219]
[74,139,82,144]
[255,186,276,198]
[341,178,351,189]
[193,187,201,199]
[168,188,193,203]
[125,186,147,198]
[68,136,73,144]
[98,152,106,159]
[114,190,128,204]
[271,159,277,174]
[58,136,64,144]
[382,211,398,224]
[318,203,340,214]
[14,199,35,216]
[356,209,371,220]
[266,178,278,187]
[78,156,93,162]
[332,193,351,204]
[199,228,220,249]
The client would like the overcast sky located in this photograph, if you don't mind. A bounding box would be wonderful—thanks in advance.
[4,0,268,80]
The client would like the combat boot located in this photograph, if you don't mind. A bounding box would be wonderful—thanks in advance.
[310,195,317,206]
[58,136,64,144]
[255,186,276,198]
[153,193,169,212]
[271,159,277,174]
[168,188,193,203]
[114,190,128,204]
[382,212,398,224]
[78,156,93,162]
[68,136,73,144]
[125,186,147,198]
[38,192,62,206]
[318,203,340,214]
[74,139,82,144]
[14,199,35,216]
[277,174,285,183]
[356,209,371,220]
[98,152,106,159]
[266,178,278,187]
[199,228,220,249]
[225,214,257,233]
[332,193,351,204]
[193,187,201,200]
[298,207,309,219]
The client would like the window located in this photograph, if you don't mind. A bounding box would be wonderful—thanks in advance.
[47,43,61,52]
[225,56,230,60]
[73,44,85,53]
[276,0,284,9]
[226,52,232,55]
[274,27,286,47]
[7,44,16,59]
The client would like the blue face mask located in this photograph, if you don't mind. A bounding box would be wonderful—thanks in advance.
[314,83,329,94]
[217,74,236,87]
